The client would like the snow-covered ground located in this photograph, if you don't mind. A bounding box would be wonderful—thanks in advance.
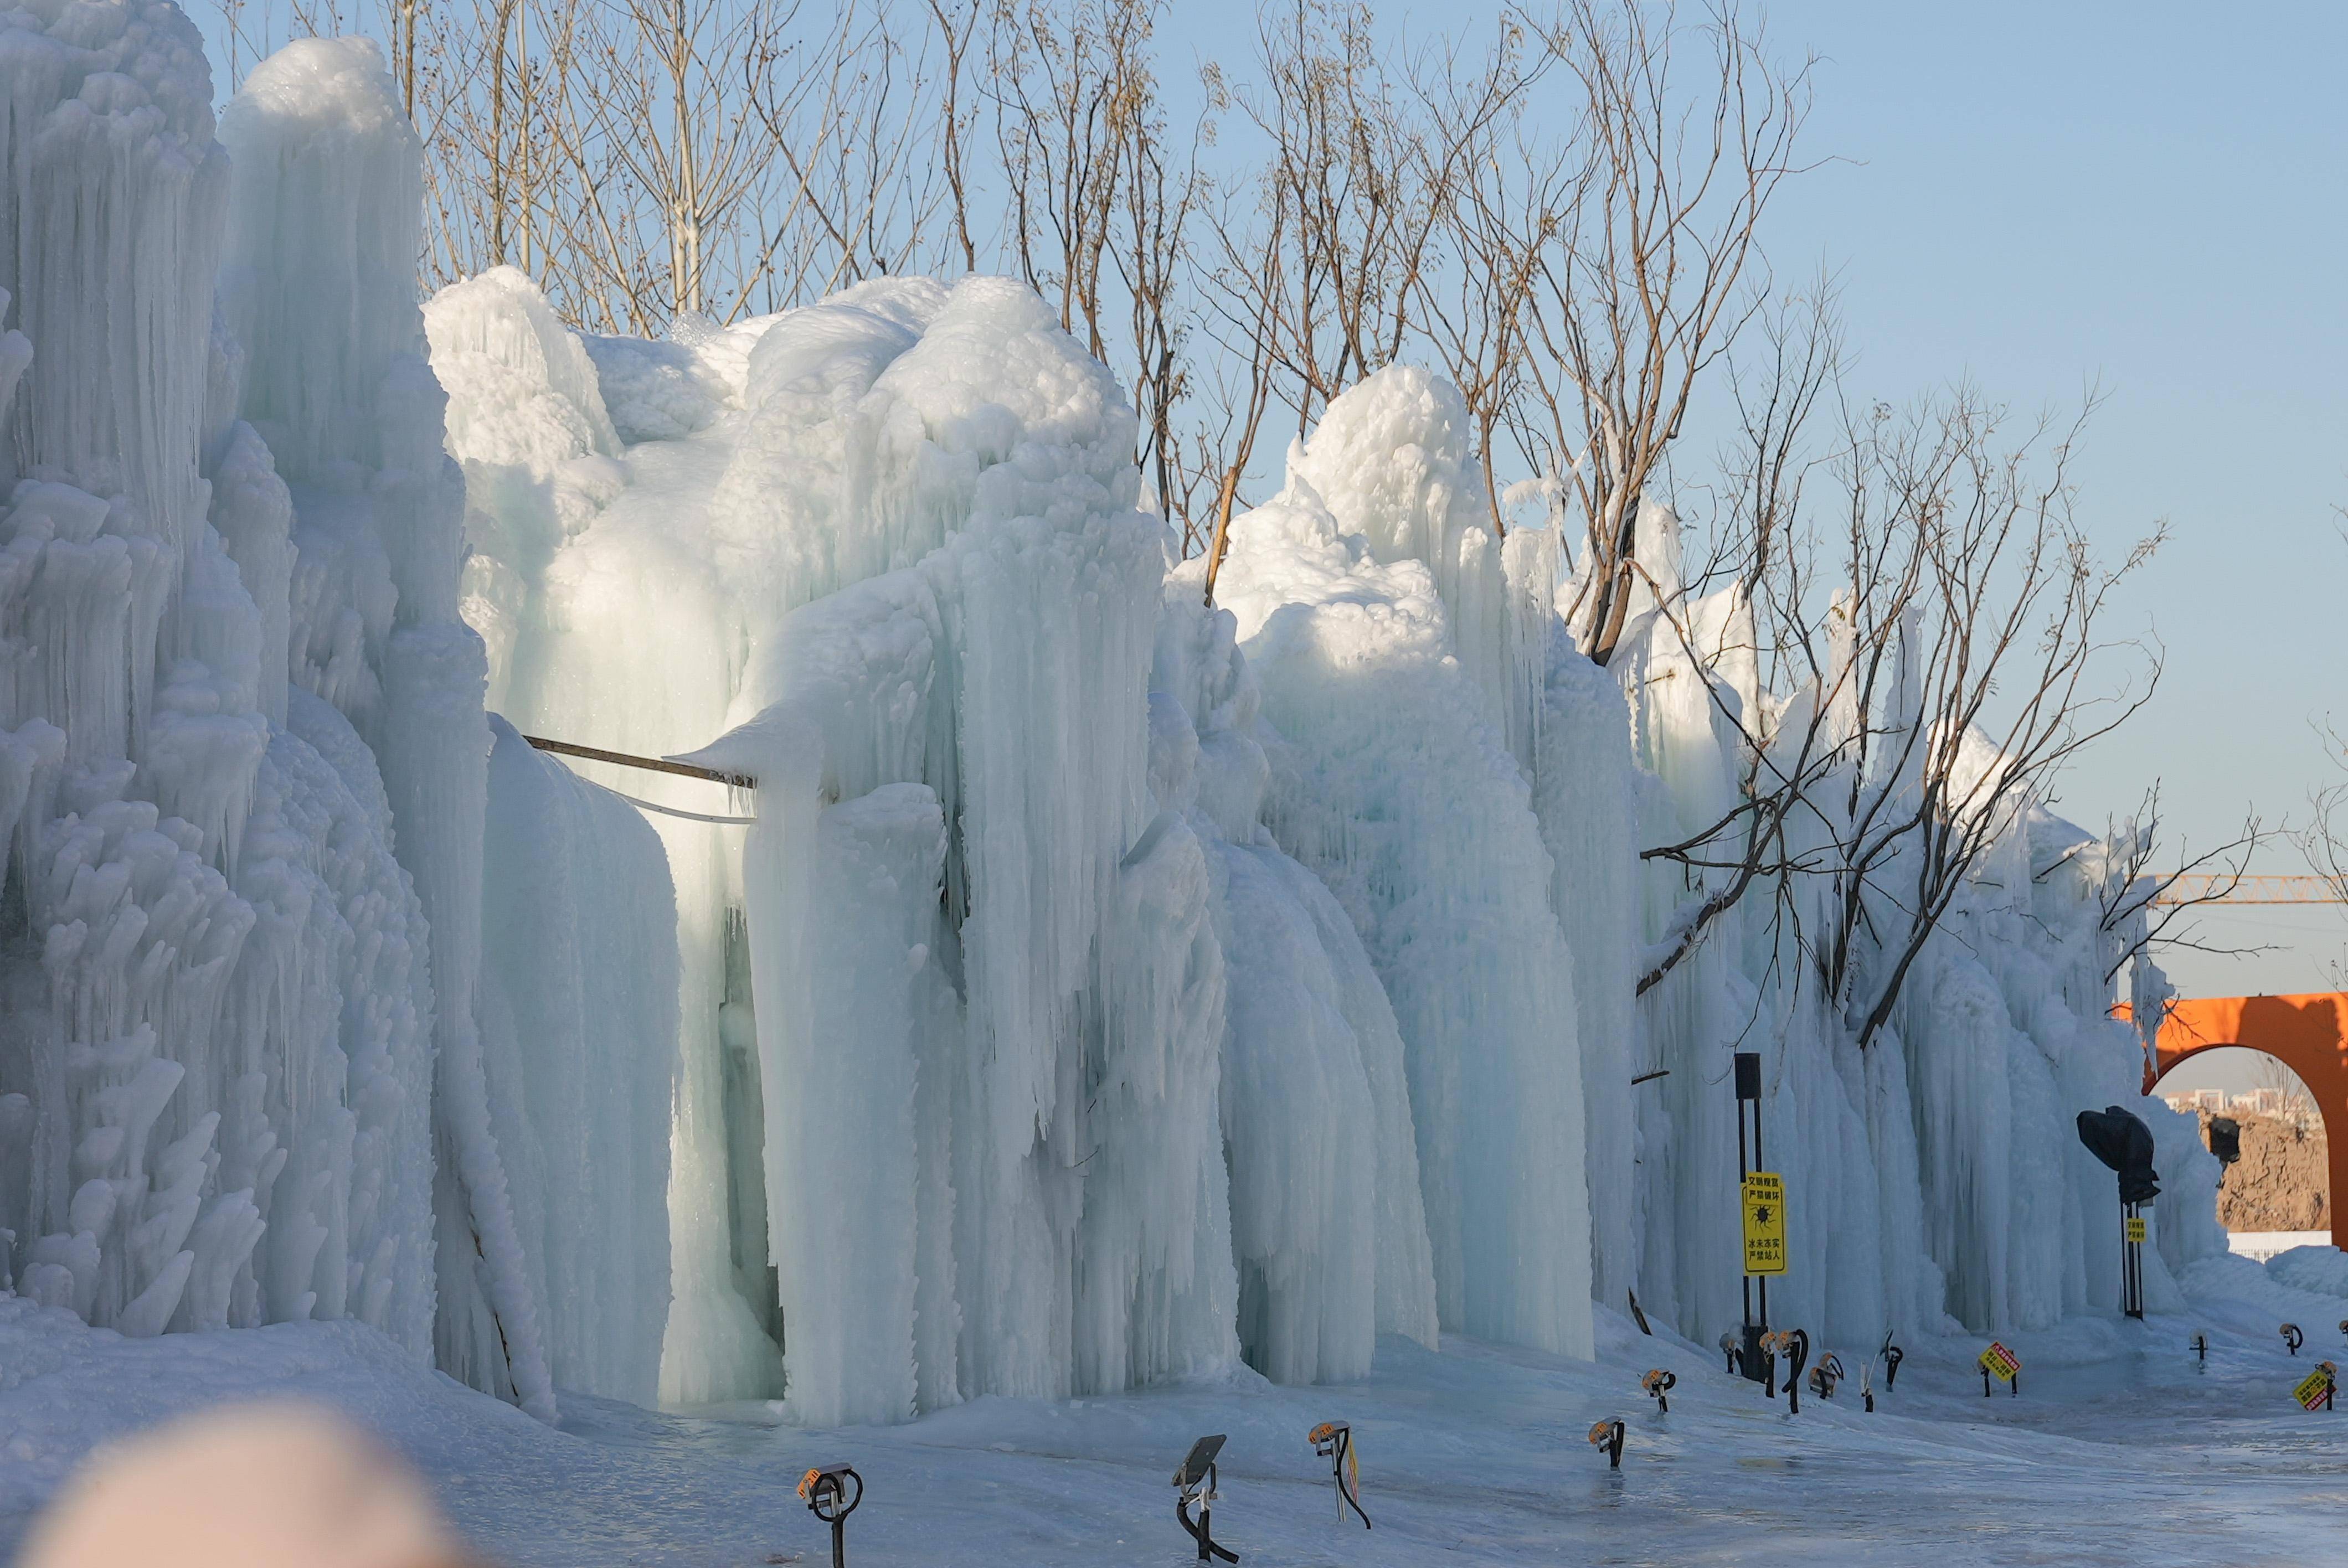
[8,1256,2348,1567]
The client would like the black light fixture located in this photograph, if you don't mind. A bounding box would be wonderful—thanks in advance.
[1173,1435,1238,1563]
[796,1464,863,1568]
[2076,1105,2159,1319]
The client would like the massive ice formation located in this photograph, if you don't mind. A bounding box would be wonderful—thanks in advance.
[453,269,1449,1420]
[2,5,2226,1435]
[0,8,442,1360]
[1598,507,2222,1347]
[0,15,674,1420]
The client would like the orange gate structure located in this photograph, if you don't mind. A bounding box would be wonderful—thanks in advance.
[2137,993,2347,1252]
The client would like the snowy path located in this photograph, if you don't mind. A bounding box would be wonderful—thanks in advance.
[10,1263,2348,1567]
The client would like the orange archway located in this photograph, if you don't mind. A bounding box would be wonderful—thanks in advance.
[2137,993,2346,1251]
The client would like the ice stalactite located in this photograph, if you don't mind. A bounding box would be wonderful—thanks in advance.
[1531,639,1644,1312]
[681,280,1249,1417]
[0,3,225,553]
[1153,586,1439,1378]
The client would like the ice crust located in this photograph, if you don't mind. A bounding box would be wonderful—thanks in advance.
[0,12,2223,1431]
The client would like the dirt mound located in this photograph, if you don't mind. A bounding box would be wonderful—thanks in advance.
[2203,1110,2328,1231]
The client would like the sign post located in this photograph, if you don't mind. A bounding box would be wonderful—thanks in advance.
[2076,1106,2159,1322]
[1733,1052,1779,1383]
[1979,1340,2021,1397]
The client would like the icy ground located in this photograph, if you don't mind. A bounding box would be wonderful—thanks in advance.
[6,1258,2345,1567]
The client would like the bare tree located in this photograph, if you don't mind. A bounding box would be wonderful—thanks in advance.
[1197,158,1286,592]
[1626,331,2170,1049]
[1410,22,1552,536]
[1112,49,1206,528]
[1500,0,1814,666]
[991,0,1137,358]
[1233,0,1438,435]
[2093,784,2268,983]
[926,0,985,272]
[740,0,946,313]
[2297,721,2348,899]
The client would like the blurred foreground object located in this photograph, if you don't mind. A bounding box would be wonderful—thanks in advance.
[21,1404,476,1568]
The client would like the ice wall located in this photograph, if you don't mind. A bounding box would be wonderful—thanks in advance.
[6,4,2213,1434]
[2,15,689,1425]
[0,7,435,1360]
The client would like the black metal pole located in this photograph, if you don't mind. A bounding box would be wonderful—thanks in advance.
[1739,1100,1753,1333]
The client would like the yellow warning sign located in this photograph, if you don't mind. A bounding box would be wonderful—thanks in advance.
[1742,1172,1787,1276]
[2295,1366,2335,1410]
[2124,1216,2146,1244]
[1979,1341,2021,1383]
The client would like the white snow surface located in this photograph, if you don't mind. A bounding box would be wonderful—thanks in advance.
[6,1276,2346,1567]
[0,4,2236,1484]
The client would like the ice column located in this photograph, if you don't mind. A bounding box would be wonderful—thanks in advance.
[1213,455,1594,1360]
[219,39,550,1417]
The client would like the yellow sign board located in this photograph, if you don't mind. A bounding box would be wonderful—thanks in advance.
[1742,1172,1786,1276]
[1979,1341,2021,1383]
[2124,1216,2146,1244]
[2296,1366,2335,1410]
